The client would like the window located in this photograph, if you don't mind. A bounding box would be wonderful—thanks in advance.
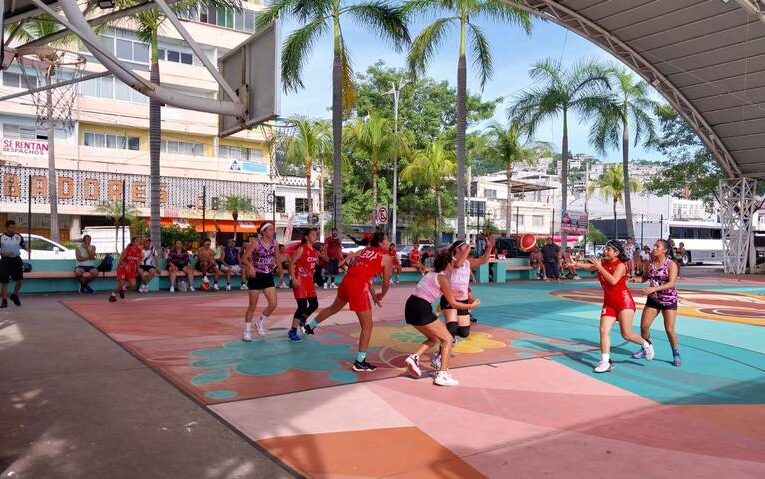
[485,189,497,200]
[712,229,722,240]
[84,131,140,150]
[79,75,147,104]
[167,50,180,63]
[2,122,44,140]
[88,30,150,64]
[181,53,193,65]
[1,69,37,88]
[275,195,285,213]
[218,145,263,162]
[532,215,544,227]
[180,5,257,33]
[30,239,56,251]
[161,139,205,156]
[295,198,310,213]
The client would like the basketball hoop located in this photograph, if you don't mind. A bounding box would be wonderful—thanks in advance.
[14,47,86,132]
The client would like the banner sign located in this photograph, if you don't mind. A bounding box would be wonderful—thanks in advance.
[2,138,49,158]
[229,160,269,175]
[561,209,588,235]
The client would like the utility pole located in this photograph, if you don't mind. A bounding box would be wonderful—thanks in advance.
[386,78,409,245]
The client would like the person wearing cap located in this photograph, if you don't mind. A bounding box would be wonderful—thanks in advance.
[432,236,493,368]
[240,222,286,341]
[572,239,654,373]
[0,220,30,308]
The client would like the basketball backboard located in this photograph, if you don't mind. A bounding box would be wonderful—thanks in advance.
[218,21,281,138]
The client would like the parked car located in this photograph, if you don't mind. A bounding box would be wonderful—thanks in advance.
[341,241,364,256]
[398,243,434,267]
[24,234,76,260]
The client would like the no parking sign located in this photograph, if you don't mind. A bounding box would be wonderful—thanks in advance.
[376,206,388,225]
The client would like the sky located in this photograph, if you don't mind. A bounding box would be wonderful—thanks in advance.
[278,10,664,164]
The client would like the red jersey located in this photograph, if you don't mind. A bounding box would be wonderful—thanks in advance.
[325,236,342,260]
[598,258,635,316]
[117,244,142,280]
[409,249,421,265]
[343,247,387,285]
[293,244,318,299]
[388,249,400,265]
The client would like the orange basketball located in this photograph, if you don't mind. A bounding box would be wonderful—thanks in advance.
[518,234,536,252]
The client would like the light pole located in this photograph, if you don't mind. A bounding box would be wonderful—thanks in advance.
[386,78,409,244]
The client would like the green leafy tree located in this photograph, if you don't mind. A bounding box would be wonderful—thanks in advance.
[485,120,552,235]
[401,139,456,243]
[509,59,613,245]
[93,199,140,251]
[407,0,532,240]
[590,67,657,239]
[587,164,641,240]
[587,222,607,245]
[257,1,410,232]
[223,195,254,242]
[644,104,724,209]
[285,118,332,214]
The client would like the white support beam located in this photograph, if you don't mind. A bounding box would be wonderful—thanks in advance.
[720,178,759,274]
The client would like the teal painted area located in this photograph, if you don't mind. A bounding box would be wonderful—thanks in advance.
[475,263,490,283]
[205,390,238,400]
[468,282,765,405]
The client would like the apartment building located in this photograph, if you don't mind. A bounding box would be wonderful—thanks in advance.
[0,1,319,242]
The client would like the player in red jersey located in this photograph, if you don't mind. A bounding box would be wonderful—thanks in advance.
[302,231,393,372]
[109,236,142,302]
[288,228,321,343]
[572,240,654,373]
[388,243,402,284]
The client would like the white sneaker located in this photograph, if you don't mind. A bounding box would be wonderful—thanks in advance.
[169,286,175,293]
[433,371,459,386]
[226,284,232,291]
[593,359,615,373]
[255,317,267,336]
[323,283,328,289]
[242,329,253,342]
[240,283,248,290]
[431,353,442,370]
[189,286,195,292]
[331,283,338,289]
[644,342,655,361]
[574,275,582,280]
[213,283,219,291]
[405,354,421,378]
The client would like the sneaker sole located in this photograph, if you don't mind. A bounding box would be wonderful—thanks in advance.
[405,359,421,378]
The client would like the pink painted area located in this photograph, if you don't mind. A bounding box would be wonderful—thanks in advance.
[210,383,412,440]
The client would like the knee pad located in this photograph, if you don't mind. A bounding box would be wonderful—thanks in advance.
[446,322,459,338]
[306,297,319,316]
[457,326,471,338]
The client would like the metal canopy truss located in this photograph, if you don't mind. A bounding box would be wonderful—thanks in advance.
[719,178,760,274]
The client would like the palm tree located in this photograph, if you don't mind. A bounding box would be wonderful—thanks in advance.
[590,67,657,240]
[407,0,532,240]
[587,164,641,240]
[485,120,552,236]
[285,118,331,215]
[93,199,140,252]
[223,195,254,242]
[401,139,455,244]
[256,1,410,232]
[509,58,613,246]
[119,0,240,252]
[345,112,411,212]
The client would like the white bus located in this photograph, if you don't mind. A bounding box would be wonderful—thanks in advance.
[668,221,723,265]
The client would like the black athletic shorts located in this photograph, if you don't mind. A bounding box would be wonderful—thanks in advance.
[326,258,340,275]
[139,265,157,273]
[247,272,275,290]
[0,256,23,283]
[439,295,470,317]
[405,295,438,326]
[644,296,678,311]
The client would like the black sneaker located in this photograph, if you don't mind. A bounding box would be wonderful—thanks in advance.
[470,314,478,323]
[10,293,20,306]
[1,298,7,308]
[302,324,314,335]
[352,360,377,372]
[119,289,125,299]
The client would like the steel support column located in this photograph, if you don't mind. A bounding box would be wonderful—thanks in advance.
[719,178,759,274]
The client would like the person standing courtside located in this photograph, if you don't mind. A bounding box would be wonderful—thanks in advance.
[324,227,342,288]
[541,237,561,283]
[0,221,30,308]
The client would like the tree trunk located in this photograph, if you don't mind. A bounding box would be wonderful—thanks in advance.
[46,75,60,242]
[622,115,635,239]
[305,160,313,213]
[115,218,119,253]
[149,33,162,251]
[456,53,467,240]
[560,110,569,247]
[613,198,618,240]
[436,191,443,245]
[332,23,343,231]
[319,162,325,239]
[505,164,513,237]
[372,162,378,213]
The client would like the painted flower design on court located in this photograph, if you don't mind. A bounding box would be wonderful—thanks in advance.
[355,326,506,355]
[452,331,506,354]
[189,339,354,387]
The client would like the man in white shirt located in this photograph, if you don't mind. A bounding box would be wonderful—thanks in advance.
[74,234,99,294]
[0,220,31,308]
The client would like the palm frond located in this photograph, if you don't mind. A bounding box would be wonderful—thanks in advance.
[403,0,452,19]
[340,37,358,114]
[479,0,533,35]
[528,58,563,87]
[407,17,455,77]
[344,2,411,52]
[255,0,304,30]
[468,23,492,90]
[281,16,329,92]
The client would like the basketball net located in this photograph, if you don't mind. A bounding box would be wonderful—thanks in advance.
[15,47,86,132]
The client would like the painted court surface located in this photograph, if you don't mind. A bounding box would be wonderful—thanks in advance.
[64,276,765,478]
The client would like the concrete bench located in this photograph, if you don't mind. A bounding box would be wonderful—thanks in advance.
[488,259,535,282]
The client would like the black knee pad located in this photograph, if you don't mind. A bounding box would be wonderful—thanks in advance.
[306,297,319,316]
[457,326,470,338]
[446,322,459,338]
[294,299,309,319]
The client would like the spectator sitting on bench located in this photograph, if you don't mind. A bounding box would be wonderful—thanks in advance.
[138,238,159,293]
[74,234,98,294]
[220,238,243,291]
[167,240,195,293]
[562,247,581,280]
[196,238,220,291]
[528,245,545,280]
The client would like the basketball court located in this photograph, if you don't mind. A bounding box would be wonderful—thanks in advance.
[54,276,765,478]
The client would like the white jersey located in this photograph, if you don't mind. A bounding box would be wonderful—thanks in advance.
[0,233,26,258]
[447,260,471,301]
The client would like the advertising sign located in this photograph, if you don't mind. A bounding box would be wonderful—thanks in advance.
[561,209,588,235]
[2,138,48,158]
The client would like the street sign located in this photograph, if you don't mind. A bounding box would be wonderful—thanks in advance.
[376,206,388,225]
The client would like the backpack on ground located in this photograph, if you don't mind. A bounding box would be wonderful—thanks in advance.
[97,254,114,273]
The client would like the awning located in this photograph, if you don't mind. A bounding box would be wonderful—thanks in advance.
[157,218,265,233]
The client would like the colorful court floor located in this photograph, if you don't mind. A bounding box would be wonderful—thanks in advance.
[64,276,765,478]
